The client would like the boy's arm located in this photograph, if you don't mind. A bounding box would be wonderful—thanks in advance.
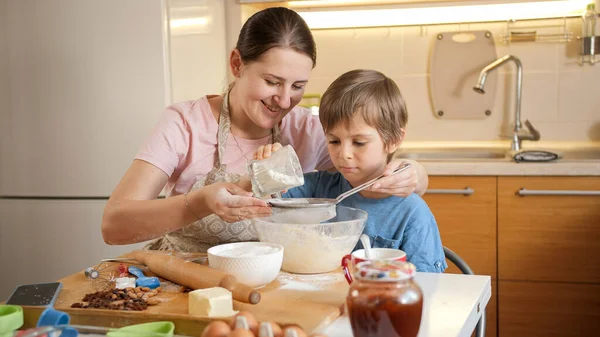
[401,212,447,273]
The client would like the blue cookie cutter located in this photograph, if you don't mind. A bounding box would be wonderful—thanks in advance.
[127,266,160,289]
[36,307,77,337]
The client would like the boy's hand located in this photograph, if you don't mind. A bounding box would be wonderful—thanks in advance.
[253,142,283,160]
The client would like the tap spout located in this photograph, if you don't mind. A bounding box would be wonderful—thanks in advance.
[473,55,532,151]
[474,54,523,132]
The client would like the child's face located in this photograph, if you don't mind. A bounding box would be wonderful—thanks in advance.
[326,114,400,187]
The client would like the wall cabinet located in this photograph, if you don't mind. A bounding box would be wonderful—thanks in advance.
[424,176,497,337]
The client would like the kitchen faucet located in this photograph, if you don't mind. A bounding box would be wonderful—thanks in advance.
[473,54,540,152]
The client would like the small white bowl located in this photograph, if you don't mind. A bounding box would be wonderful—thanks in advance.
[207,242,284,288]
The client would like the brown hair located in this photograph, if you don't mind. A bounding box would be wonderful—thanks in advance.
[236,7,316,68]
[319,69,407,147]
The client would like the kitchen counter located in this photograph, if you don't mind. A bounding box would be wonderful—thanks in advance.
[396,141,600,176]
[420,161,600,176]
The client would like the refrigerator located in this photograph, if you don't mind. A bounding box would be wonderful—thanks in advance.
[0,0,171,300]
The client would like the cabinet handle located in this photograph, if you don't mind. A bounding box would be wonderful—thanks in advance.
[518,188,600,196]
[425,187,474,196]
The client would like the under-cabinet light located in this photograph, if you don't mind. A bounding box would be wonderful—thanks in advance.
[296,0,589,29]
[170,17,208,29]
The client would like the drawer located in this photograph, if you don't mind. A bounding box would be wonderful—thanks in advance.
[499,280,600,337]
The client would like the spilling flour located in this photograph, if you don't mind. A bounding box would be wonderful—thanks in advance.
[277,271,345,291]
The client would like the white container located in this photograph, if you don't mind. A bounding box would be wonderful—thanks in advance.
[247,144,304,197]
[207,242,284,288]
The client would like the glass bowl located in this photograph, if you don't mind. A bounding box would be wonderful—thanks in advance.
[252,206,368,274]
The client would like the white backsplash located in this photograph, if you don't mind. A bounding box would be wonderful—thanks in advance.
[305,18,600,142]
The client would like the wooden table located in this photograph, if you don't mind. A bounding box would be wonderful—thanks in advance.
[15,258,491,337]
[318,272,492,337]
[18,260,349,336]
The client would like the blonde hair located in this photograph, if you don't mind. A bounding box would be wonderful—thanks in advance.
[319,69,407,148]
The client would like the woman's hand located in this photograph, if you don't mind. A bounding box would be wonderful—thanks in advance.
[367,159,428,197]
[191,182,272,222]
[253,143,283,160]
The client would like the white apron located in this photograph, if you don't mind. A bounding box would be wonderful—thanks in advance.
[146,92,281,252]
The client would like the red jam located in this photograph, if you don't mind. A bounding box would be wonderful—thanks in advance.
[346,260,423,337]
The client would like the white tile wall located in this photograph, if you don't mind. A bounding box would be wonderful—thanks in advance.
[305,18,600,142]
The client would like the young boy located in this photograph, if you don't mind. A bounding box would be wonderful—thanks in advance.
[259,69,446,273]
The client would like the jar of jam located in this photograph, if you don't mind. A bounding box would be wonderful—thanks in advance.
[346,260,423,337]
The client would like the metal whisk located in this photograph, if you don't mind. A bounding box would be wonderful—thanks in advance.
[84,263,116,291]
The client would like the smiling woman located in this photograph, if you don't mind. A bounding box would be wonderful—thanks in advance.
[101,7,429,252]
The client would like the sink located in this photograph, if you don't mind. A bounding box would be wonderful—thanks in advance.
[559,149,600,161]
[395,148,509,161]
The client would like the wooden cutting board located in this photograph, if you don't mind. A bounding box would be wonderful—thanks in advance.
[19,253,349,336]
[430,30,498,119]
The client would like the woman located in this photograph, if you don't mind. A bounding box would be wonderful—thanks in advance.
[101,7,428,252]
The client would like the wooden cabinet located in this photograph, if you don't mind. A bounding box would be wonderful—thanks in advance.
[498,176,600,337]
[425,176,497,277]
[425,175,600,337]
[424,176,497,337]
[499,281,600,337]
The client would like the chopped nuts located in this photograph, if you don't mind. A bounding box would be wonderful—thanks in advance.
[71,286,161,311]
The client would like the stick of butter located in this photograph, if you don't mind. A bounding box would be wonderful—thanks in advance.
[188,287,239,317]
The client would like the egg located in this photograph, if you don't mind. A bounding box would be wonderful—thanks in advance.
[282,326,307,337]
[230,329,255,337]
[229,311,259,335]
[200,320,231,337]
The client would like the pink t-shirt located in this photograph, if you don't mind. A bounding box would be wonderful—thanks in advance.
[135,95,332,197]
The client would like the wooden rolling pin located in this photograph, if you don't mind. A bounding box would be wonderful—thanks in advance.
[130,250,261,304]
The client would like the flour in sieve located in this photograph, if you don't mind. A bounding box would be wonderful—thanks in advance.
[270,207,336,224]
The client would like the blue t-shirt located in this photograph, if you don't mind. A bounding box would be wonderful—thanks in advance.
[283,171,447,273]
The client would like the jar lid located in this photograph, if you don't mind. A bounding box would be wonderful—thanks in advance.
[354,260,416,282]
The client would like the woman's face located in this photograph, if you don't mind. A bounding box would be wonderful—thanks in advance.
[231,47,313,133]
